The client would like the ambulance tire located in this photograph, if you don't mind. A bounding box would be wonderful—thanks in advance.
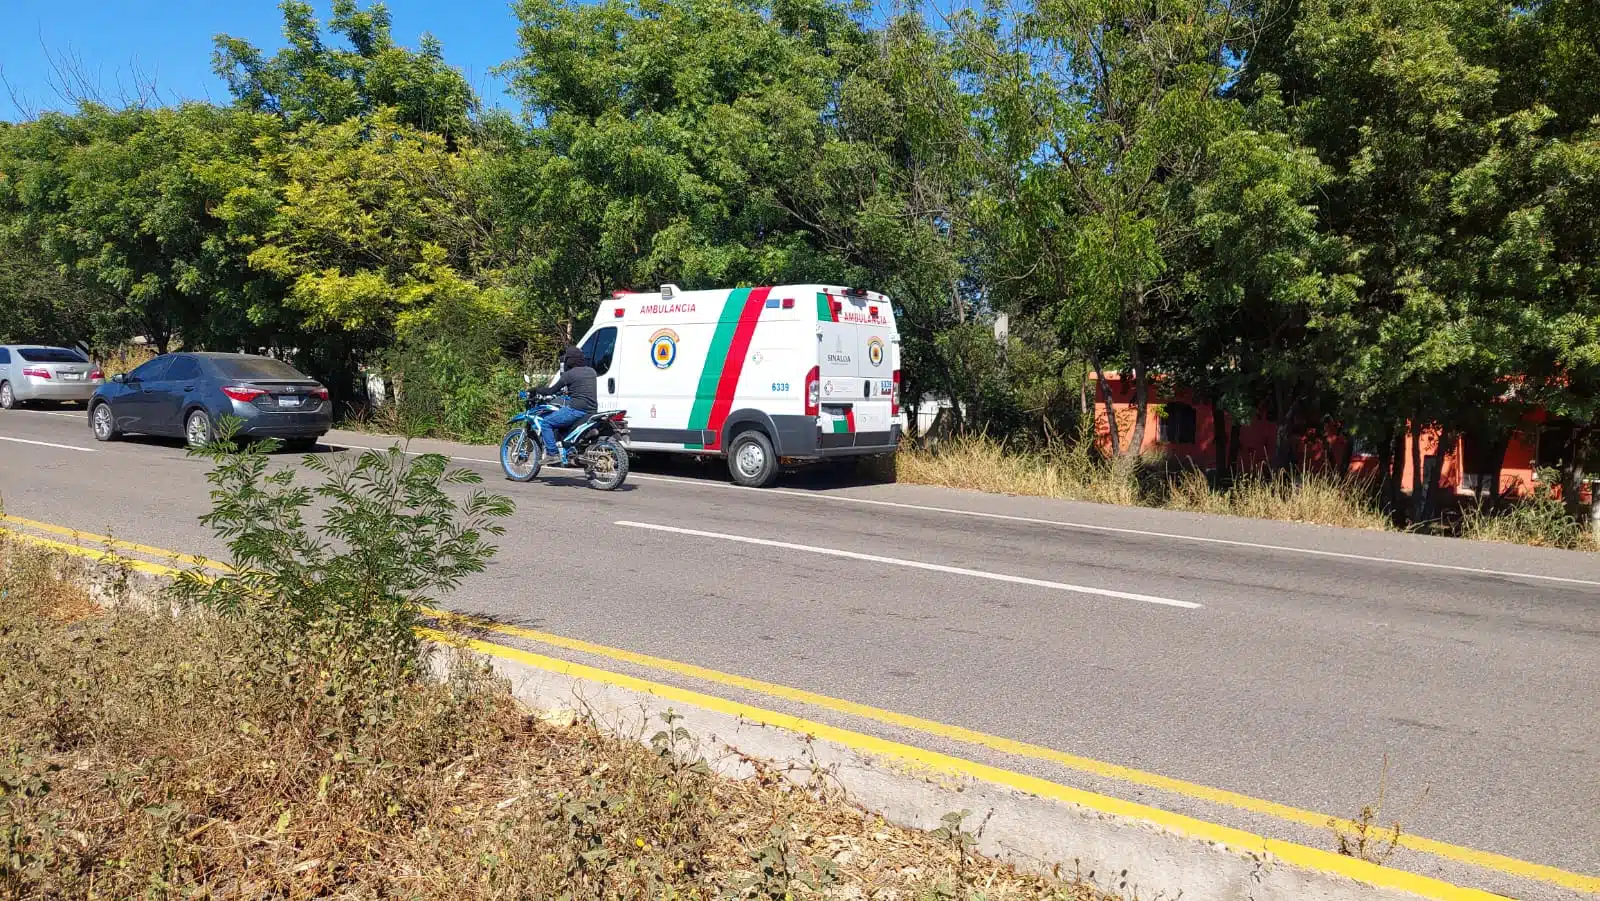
[727,429,778,488]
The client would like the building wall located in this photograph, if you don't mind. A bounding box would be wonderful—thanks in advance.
[1086,376,1583,502]
[1088,377,1347,473]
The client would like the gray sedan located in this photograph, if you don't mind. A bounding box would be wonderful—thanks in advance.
[0,345,105,408]
[89,352,332,449]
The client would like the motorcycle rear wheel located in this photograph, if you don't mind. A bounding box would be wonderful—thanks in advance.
[501,427,542,482]
[585,438,629,490]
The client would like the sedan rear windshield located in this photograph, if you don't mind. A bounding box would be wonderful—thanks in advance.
[212,357,308,380]
[16,347,88,363]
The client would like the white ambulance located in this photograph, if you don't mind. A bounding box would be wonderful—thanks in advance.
[569,284,902,487]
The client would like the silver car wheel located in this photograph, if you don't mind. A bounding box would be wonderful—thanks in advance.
[93,403,114,439]
[0,382,13,410]
[186,411,211,447]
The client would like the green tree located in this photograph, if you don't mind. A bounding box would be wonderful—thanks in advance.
[239,108,505,393]
[0,235,102,348]
[1453,108,1600,516]
[1174,108,1358,476]
[497,0,868,323]
[214,0,476,137]
[963,0,1248,457]
[777,13,995,432]
[1244,0,1508,516]
[0,104,284,354]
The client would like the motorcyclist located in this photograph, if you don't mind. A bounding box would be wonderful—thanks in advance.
[532,346,597,466]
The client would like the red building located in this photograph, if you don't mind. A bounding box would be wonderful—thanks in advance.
[1089,374,1587,502]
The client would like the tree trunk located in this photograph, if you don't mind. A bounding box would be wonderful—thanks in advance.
[1271,383,1299,474]
[1561,426,1593,521]
[1229,421,1242,476]
[1079,356,1089,417]
[1127,345,1150,459]
[1386,427,1407,515]
[1090,353,1121,458]
[1375,425,1395,510]
[1211,403,1230,488]
[1409,412,1425,525]
[1422,430,1454,523]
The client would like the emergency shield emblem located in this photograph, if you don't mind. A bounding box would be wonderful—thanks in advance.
[650,328,679,369]
[867,337,884,367]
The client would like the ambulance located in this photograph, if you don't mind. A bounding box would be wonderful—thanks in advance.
[569,284,902,487]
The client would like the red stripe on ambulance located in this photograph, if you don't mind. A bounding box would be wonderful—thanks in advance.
[703,286,773,449]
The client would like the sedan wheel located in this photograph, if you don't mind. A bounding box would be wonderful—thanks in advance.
[185,410,213,448]
[0,382,14,410]
[91,403,119,441]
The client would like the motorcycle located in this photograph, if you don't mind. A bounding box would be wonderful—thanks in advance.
[500,376,631,490]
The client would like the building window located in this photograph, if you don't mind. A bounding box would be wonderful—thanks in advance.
[1159,402,1197,444]
[1535,423,1573,472]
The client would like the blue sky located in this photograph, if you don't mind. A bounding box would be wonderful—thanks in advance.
[0,0,523,121]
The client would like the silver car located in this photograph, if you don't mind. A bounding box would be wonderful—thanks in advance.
[0,345,106,409]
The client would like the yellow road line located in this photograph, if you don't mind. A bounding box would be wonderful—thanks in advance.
[425,608,1597,893]
[1,527,185,578]
[421,626,1505,901]
[0,513,232,572]
[6,516,1593,893]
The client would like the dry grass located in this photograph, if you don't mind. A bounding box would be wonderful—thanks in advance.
[0,538,1111,901]
[1163,470,1391,530]
[1458,499,1600,551]
[897,436,1144,508]
[900,436,1390,531]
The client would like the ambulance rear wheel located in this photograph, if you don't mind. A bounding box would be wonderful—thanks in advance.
[728,430,778,488]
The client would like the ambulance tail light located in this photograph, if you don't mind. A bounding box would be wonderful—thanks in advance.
[891,369,901,416]
[805,366,820,416]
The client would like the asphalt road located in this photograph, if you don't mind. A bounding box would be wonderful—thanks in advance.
[2,407,1596,898]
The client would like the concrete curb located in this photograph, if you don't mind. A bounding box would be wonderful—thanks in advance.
[446,636,1498,901]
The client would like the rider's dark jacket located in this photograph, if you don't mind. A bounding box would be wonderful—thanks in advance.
[542,365,598,413]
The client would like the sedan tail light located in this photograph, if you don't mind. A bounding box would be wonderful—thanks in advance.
[222,386,268,403]
[311,386,329,400]
[21,367,50,379]
[89,369,104,380]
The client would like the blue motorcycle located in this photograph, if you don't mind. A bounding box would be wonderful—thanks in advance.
[500,379,630,490]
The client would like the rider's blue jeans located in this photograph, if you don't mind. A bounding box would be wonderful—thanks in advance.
[538,405,587,455]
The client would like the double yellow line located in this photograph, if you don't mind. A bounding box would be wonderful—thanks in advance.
[2,512,1594,899]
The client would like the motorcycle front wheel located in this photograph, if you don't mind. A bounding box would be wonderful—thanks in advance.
[584,438,630,491]
[500,427,542,482]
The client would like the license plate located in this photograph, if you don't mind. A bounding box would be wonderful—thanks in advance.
[60,372,83,381]
[277,396,302,407]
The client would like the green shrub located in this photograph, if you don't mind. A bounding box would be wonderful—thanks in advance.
[176,424,515,731]
[380,287,558,443]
